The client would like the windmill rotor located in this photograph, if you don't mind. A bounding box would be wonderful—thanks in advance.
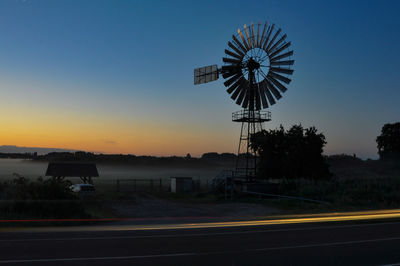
[221,22,294,111]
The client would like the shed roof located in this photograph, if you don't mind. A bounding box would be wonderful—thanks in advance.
[45,162,99,177]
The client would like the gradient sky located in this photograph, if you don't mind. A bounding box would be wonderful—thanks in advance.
[0,0,399,158]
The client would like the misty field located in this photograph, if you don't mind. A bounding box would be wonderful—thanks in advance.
[0,159,226,184]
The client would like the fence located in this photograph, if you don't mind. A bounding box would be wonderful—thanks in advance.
[115,178,164,192]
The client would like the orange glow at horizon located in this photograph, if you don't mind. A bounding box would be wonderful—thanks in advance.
[0,76,239,157]
[0,100,236,157]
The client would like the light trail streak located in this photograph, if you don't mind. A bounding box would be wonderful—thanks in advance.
[114,210,400,231]
[3,209,400,233]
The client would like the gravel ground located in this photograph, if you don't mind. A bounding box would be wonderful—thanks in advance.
[106,194,280,219]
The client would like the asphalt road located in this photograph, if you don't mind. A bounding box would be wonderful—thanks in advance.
[1,220,400,265]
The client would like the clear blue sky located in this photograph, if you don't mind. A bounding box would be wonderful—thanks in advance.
[0,0,399,158]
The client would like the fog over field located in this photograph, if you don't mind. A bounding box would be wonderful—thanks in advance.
[0,159,226,182]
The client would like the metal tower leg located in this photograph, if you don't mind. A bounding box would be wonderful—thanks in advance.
[232,68,271,181]
[234,110,266,181]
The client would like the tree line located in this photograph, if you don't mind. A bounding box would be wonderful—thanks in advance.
[250,122,400,180]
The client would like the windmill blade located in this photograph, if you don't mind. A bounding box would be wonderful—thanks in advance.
[232,35,248,53]
[266,79,282,100]
[221,64,240,71]
[259,72,279,105]
[263,81,276,105]
[230,82,243,100]
[227,77,244,94]
[251,22,256,49]
[270,50,293,62]
[270,60,294,66]
[223,73,242,87]
[258,22,268,48]
[221,64,240,73]
[227,41,244,57]
[242,91,249,109]
[256,22,261,47]
[258,82,269,109]
[223,57,241,64]
[269,42,291,58]
[244,24,252,49]
[221,66,241,78]
[236,85,247,105]
[225,49,242,60]
[222,69,240,79]
[222,71,234,79]
[262,24,274,50]
[255,86,262,110]
[268,34,287,54]
[270,67,294,75]
[269,71,291,84]
[266,28,281,51]
[268,76,288,93]
[238,28,250,51]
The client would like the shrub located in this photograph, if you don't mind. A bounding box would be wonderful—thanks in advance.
[0,175,90,219]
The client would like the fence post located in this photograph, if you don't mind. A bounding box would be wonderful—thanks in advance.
[159,179,162,192]
[116,180,120,192]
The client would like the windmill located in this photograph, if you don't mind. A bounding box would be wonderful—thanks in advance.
[194,21,294,180]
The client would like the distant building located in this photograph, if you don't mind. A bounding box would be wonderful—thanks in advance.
[45,162,99,184]
[170,177,193,193]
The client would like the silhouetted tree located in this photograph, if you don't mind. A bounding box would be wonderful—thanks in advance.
[251,124,331,180]
[377,122,400,160]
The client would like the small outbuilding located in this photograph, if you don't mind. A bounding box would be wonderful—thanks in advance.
[45,162,99,184]
[170,177,193,193]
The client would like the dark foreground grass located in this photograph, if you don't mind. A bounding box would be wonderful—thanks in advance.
[0,176,95,221]
[278,177,400,209]
[3,172,400,224]
[0,200,89,220]
[145,176,400,214]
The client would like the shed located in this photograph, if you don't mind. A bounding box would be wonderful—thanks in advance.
[46,162,99,184]
[170,177,193,193]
